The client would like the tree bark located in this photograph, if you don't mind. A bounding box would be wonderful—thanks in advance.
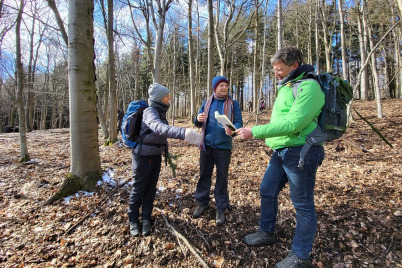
[364,1,383,118]
[315,0,320,72]
[356,0,369,100]
[15,0,30,162]
[338,0,348,80]
[188,0,196,120]
[277,0,283,50]
[307,0,313,64]
[207,0,214,95]
[253,0,259,117]
[107,0,118,142]
[46,0,101,205]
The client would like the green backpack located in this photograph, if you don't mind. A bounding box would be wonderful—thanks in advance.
[292,72,354,168]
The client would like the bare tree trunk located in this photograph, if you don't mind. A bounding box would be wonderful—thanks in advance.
[41,56,50,130]
[364,2,383,118]
[394,17,401,98]
[172,27,177,125]
[46,0,68,46]
[134,46,141,100]
[97,97,109,139]
[315,0,320,73]
[107,0,117,142]
[338,0,348,80]
[253,0,259,119]
[356,0,369,100]
[215,0,224,75]
[26,4,36,132]
[307,0,313,63]
[58,92,65,128]
[46,0,102,205]
[196,1,201,104]
[102,66,109,130]
[214,1,254,78]
[259,0,268,107]
[277,0,283,50]
[320,0,334,72]
[207,0,214,95]
[149,0,172,83]
[15,0,29,162]
[188,0,196,120]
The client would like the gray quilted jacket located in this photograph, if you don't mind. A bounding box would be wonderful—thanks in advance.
[133,107,185,156]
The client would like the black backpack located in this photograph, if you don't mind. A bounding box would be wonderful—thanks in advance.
[292,72,354,168]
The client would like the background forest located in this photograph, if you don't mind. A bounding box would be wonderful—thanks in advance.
[1,0,401,135]
[0,0,401,267]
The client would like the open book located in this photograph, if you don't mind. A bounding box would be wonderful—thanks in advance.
[215,111,236,131]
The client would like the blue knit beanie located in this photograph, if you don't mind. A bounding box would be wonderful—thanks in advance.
[148,83,170,102]
[212,76,229,91]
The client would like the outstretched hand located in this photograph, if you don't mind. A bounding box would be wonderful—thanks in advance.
[184,129,201,145]
[235,128,253,139]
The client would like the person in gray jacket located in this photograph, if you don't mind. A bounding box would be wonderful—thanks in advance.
[128,83,200,237]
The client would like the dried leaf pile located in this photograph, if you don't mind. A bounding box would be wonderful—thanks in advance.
[0,99,401,267]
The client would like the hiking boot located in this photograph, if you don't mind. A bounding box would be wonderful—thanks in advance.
[142,219,151,236]
[193,205,207,218]
[129,222,140,237]
[216,209,226,226]
[243,230,275,246]
[274,250,311,268]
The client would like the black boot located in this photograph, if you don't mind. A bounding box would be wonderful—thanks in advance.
[129,222,140,237]
[274,250,311,268]
[243,230,275,246]
[193,205,207,218]
[216,209,226,226]
[142,219,151,236]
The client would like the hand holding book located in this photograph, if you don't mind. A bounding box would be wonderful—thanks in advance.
[215,111,236,132]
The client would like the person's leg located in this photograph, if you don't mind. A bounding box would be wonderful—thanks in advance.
[213,148,231,211]
[243,150,288,246]
[259,150,288,233]
[128,153,153,224]
[141,154,162,221]
[195,147,214,206]
[283,145,325,259]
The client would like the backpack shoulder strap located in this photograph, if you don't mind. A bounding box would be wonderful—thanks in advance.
[290,72,319,99]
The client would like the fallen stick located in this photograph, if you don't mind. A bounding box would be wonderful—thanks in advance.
[342,138,372,153]
[156,208,209,268]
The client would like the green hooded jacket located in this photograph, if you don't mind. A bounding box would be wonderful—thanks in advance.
[251,74,325,149]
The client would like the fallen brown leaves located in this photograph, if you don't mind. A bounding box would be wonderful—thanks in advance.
[0,99,401,267]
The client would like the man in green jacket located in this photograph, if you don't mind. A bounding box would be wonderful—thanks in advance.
[236,46,325,268]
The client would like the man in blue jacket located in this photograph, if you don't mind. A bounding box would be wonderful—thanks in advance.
[193,76,243,226]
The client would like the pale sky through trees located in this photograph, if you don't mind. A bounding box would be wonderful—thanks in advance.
[1,0,400,110]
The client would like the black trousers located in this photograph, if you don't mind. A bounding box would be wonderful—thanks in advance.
[195,147,231,211]
[127,153,161,223]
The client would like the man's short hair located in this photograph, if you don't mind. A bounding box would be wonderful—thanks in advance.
[270,46,304,66]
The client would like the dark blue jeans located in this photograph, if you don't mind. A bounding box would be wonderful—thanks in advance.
[196,147,231,210]
[127,153,161,223]
[259,145,324,259]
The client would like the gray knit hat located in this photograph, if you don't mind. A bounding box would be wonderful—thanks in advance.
[148,83,170,102]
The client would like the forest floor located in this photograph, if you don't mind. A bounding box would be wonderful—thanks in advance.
[0,99,401,268]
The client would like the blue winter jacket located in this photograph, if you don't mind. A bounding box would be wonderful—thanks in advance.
[194,98,243,150]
